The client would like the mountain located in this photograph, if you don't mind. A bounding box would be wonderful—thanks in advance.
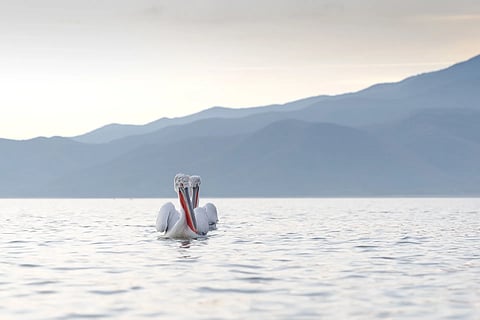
[73,55,480,144]
[376,108,480,187]
[72,95,329,144]
[1,54,480,197]
[0,136,136,196]
[290,55,480,127]
[355,54,480,100]
[35,120,440,197]
[32,117,475,197]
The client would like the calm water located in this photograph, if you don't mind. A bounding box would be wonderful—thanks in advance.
[1,198,479,319]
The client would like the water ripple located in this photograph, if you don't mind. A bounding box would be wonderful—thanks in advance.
[1,198,479,320]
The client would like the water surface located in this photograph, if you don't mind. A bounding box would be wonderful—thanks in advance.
[1,198,479,319]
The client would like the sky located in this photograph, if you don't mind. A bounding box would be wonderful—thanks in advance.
[1,0,480,140]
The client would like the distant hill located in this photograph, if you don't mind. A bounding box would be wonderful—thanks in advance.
[72,95,329,144]
[73,55,480,144]
[1,54,480,197]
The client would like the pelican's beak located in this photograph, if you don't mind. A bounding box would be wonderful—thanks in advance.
[179,187,197,233]
[184,186,197,229]
[192,186,199,208]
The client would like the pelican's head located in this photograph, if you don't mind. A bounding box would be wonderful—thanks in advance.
[190,175,202,188]
[174,173,190,192]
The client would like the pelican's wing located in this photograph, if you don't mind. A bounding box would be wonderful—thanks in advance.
[166,209,179,231]
[193,207,209,235]
[204,203,218,230]
[156,202,178,232]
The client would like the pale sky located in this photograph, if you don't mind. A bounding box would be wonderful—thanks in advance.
[1,0,479,140]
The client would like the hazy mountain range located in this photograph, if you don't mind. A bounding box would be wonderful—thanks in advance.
[1,54,480,197]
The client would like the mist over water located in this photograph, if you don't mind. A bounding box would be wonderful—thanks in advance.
[1,198,479,319]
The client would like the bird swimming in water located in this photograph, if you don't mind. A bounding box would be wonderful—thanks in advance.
[156,173,218,239]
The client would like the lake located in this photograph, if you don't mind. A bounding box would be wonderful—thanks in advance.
[1,198,479,319]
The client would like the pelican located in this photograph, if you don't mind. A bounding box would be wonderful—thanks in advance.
[156,174,198,239]
[190,175,218,230]
[156,174,217,239]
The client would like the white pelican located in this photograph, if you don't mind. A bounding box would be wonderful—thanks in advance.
[156,174,198,239]
[190,175,218,230]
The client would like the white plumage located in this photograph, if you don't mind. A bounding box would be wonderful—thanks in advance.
[202,203,219,230]
[155,202,178,233]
